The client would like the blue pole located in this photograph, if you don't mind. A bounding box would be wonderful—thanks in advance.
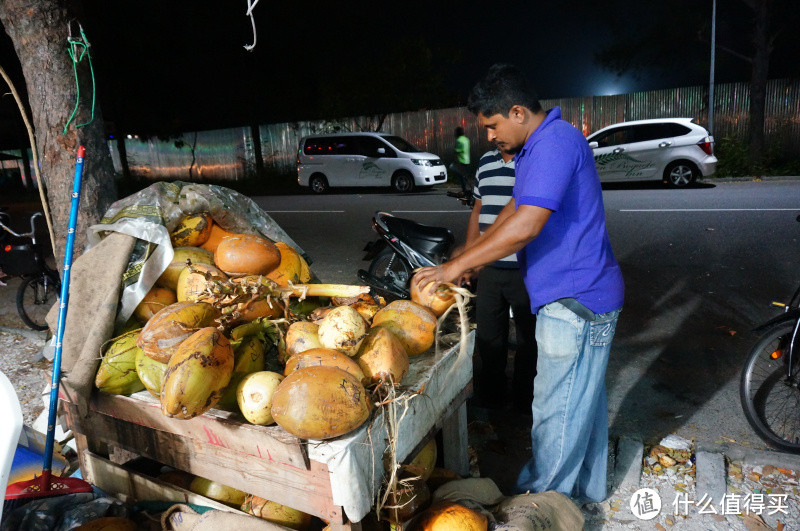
[43,145,85,474]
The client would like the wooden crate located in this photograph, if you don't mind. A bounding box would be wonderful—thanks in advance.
[63,333,473,530]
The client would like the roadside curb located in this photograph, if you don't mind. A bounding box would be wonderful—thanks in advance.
[698,442,800,471]
[699,175,800,183]
[696,450,727,503]
[613,436,643,491]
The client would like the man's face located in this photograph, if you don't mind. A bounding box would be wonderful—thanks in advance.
[478,108,525,153]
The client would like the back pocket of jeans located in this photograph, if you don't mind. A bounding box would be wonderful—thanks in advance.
[590,319,617,346]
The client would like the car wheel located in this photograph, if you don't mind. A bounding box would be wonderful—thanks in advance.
[664,161,698,187]
[309,174,329,193]
[392,171,415,193]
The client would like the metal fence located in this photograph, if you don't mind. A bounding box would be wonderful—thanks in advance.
[104,77,800,181]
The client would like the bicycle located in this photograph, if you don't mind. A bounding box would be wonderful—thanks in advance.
[0,212,60,331]
[740,214,800,453]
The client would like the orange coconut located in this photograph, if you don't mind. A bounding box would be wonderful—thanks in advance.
[215,233,281,276]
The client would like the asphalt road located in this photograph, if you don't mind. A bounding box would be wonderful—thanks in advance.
[252,179,800,449]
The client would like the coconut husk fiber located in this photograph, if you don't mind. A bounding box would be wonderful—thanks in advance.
[45,231,137,417]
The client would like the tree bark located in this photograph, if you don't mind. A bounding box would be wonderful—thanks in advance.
[0,0,117,262]
[747,0,772,171]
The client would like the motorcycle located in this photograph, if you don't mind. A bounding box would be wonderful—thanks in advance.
[357,211,456,300]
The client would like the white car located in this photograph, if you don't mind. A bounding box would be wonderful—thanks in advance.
[586,118,717,187]
[297,132,447,193]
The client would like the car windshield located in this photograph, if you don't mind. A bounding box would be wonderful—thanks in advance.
[381,135,422,153]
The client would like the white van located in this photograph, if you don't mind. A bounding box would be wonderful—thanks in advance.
[296,132,447,193]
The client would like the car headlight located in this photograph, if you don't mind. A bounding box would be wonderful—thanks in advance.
[412,159,434,166]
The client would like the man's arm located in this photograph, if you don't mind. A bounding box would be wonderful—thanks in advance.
[464,199,482,248]
[412,204,551,289]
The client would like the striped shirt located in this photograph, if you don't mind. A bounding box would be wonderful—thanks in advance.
[473,149,518,268]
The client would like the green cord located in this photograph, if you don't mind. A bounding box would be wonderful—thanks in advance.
[63,26,96,135]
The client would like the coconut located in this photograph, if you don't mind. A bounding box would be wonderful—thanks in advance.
[381,476,431,524]
[200,223,236,253]
[415,502,488,530]
[406,439,437,481]
[170,212,213,247]
[271,366,371,440]
[95,329,146,395]
[160,327,234,419]
[156,246,215,291]
[354,325,409,384]
[317,305,368,356]
[242,496,313,530]
[266,242,304,287]
[231,297,284,324]
[188,477,247,508]
[215,233,281,276]
[133,286,177,324]
[137,301,221,363]
[176,263,228,302]
[285,321,323,357]
[135,348,168,397]
[371,300,437,356]
[236,371,284,425]
[284,348,366,382]
[410,281,457,317]
[217,335,267,410]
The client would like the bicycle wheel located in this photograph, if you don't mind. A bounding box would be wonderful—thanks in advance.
[16,275,59,331]
[740,321,800,453]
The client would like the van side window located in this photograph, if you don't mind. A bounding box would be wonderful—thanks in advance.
[358,136,396,158]
[303,137,358,155]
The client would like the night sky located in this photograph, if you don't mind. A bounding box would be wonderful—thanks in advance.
[0,0,798,142]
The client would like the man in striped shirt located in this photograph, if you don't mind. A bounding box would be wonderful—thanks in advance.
[464,147,537,412]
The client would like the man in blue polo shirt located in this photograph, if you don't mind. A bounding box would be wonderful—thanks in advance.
[412,63,624,503]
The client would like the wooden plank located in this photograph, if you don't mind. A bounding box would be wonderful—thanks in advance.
[401,381,472,468]
[65,401,345,524]
[76,391,309,470]
[82,451,238,513]
[441,402,469,477]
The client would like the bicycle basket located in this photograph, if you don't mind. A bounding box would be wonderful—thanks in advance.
[0,243,37,276]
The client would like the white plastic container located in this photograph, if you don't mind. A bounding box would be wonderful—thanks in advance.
[0,370,24,523]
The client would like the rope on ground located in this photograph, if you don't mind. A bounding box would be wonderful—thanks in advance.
[0,65,57,260]
[243,0,260,51]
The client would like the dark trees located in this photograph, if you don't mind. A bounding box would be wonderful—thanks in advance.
[0,0,117,260]
[591,0,798,170]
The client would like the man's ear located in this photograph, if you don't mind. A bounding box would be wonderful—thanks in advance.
[509,105,526,124]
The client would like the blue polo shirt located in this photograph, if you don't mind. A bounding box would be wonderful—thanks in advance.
[513,107,624,315]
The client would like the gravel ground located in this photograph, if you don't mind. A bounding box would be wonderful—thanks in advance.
[0,277,51,427]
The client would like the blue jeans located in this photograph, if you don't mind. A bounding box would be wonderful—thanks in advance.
[514,301,621,503]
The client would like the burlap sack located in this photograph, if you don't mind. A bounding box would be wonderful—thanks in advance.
[431,477,506,506]
[493,491,584,531]
[45,231,137,416]
[160,505,286,531]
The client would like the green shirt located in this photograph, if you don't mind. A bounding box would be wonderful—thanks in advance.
[455,135,470,165]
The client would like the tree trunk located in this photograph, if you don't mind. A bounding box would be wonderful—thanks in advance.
[0,0,117,262]
[748,0,772,172]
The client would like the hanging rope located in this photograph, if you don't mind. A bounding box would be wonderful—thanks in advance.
[243,0,260,51]
[63,22,96,135]
[0,66,57,260]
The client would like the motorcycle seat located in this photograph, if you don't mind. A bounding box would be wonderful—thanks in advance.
[384,215,454,245]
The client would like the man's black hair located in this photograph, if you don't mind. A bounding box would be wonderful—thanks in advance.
[467,64,542,117]
[455,126,464,137]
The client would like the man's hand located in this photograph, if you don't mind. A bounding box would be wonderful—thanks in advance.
[411,262,462,292]
[458,268,478,288]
